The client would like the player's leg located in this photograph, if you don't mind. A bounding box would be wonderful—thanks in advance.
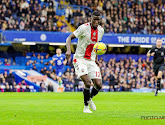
[157,71,163,90]
[80,75,91,106]
[91,79,102,98]
[155,71,162,96]
[73,58,92,113]
[154,67,159,96]
[87,78,102,111]
[56,71,64,92]
[155,65,164,96]
[87,61,102,111]
[80,74,92,113]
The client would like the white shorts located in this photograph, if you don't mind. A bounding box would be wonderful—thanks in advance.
[73,58,101,79]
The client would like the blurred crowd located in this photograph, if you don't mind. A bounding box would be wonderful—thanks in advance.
[0,69,54,92]
[0,0,164,34]
[38,56,165,92]
[98,57,165,91]
[0,70,30,92]
[1,54,165,92]
[0,0,70,32]
[67,0,165,34]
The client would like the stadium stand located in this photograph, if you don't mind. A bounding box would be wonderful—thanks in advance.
[0,0,164,34]
[0,0,164,92]
[0,52,164,92]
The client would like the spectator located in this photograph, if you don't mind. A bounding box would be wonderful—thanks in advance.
[5,85,11,92]
[18,80,27,85]
[17,84,24,92]
[25,85,30,92]
[6,70,15,86]
[40,80,45,87]
[0,85,4,92]
[1,79,7,85]
[65,6,73,23]
[48,83,54,92]
[39,83,46,92]
[73,75,80,92]
[12,85,17,92]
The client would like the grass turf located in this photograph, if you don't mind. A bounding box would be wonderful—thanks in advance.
[0,92,164,125]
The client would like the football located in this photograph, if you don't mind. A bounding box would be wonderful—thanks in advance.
[93,42,107,55]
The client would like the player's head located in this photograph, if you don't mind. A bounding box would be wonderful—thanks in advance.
[91,11,101,29]
[56,48,62,55]
[156,38,162,48]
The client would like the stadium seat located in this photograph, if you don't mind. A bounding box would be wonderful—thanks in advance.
[116,54,127,61]
[127,54,139,61]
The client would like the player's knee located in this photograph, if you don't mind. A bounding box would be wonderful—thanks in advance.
[95,82,102,90]
[157,71,162,78]
[84,80,91,88]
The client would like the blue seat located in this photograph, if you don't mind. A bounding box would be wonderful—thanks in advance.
[31,57,37,60]
[127,54,139,61]
[26,52,33,56]
[116,54,127,61]
[139,55,147,61]
[106,54,116,62]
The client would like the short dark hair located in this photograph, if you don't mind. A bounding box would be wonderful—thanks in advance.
[92,11,101,16]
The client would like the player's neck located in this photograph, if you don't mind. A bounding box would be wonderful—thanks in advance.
[90,23,97,30]
[157,46,161,48]
[57,54,61,56]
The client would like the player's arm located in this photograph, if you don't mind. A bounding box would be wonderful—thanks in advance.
[147,47,155,57]
[63,59,67,65]
[95,55,99,66]
[50,56,56,65]
[66,24,85,59]
[65,33,76,59]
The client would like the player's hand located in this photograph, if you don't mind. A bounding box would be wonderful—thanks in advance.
[95,60,99,66]
[151,52,155,56]
[65,50,71,59]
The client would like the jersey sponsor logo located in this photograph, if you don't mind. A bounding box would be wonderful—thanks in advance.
[81,69,84,72]
[91,28,98,42]
[161,52,164,56]
[155,49,158,51]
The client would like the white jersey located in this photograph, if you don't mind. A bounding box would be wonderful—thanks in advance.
[73,22,104,61]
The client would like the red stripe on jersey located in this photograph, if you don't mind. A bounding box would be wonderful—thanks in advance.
[84,44,94,59]
[84,27,98,59]
[91,28,98,42]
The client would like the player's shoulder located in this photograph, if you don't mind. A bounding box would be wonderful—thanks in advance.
[78,23,90,29]
[61,54,66,57]
[52,54,57,58]
[151,46,156,49]
[98,25,104,33]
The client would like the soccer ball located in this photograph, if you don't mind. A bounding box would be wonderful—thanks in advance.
[93,42,107,55]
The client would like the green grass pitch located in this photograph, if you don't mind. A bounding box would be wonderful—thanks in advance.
[0,92,165,125]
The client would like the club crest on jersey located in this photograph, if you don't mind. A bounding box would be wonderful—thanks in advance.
[93,32,96,36]
[161,52,164,56]
[60,57,63,60]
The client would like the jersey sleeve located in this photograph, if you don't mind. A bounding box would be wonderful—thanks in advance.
[52,55,56,59]
[98,26,104,42]
[148,47,155,53]
[73,24,85,38]
[63,54,66,60]
[100,28,104,41]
